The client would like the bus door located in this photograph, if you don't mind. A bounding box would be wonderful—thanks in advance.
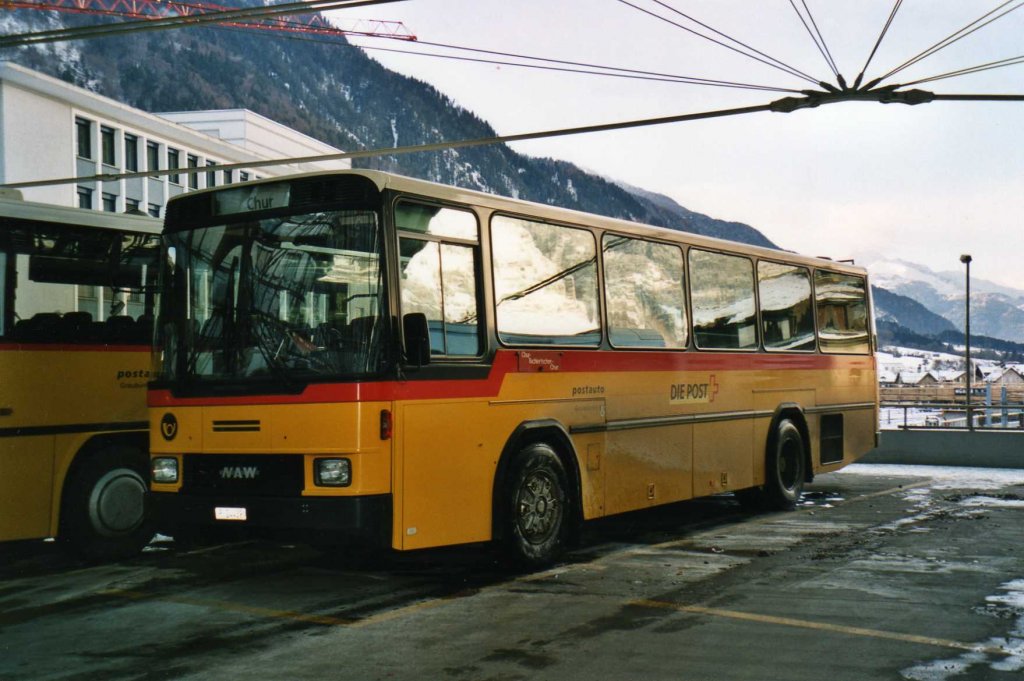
[393,200,492,550]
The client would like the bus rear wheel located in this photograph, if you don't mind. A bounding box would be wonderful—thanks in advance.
[500,443,568,570]
[60,445,154,562]
[763,419,806,511]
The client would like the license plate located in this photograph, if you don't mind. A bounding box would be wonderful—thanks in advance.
[214,506,247,521]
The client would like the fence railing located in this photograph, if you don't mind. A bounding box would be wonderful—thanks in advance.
[880,400,1024,430]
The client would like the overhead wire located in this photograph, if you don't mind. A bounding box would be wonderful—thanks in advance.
[801,0,840,77]
[877,0,1024,84]
[856,0,903,87]
[1,0,801,93]
[1,1,1022,195]
[900,54,1024,87]
[788,0,839,80]
[612,0,823,86]
[0,0,406,48]
[288,32,803,93]
[1,101,778,190]
[642,0,821,84]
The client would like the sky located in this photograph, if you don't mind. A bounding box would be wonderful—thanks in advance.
[327,1,1024,290]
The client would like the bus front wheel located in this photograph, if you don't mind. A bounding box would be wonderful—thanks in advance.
[763,419,806,511]
[60,445,154,562]
[500,443,568,569]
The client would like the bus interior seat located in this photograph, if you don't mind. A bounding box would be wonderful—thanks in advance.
[103,315,137,344]
[11,312,63,342]
[348,316,376,344]
[57,311,97,343]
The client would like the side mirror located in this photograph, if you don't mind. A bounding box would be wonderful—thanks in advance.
[402,312,431,367]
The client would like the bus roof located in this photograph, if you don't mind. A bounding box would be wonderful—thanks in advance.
[168,169,868,277]
[0,196,161,235]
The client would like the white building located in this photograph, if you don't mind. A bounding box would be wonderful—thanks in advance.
[0,61,349,215]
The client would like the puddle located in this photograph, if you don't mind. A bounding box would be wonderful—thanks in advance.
[799,491,845,509]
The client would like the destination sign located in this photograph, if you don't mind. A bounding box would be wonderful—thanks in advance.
[212,183,291,216]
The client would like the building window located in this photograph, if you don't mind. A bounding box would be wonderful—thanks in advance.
[125,198,141,213]
[206,160,217,188]
[75,117,92,159]
[167,148,180,184]
[146,141,160,173]
[77,186,93,209]
[239,171,250,182]
[223,169,233,185]
[125,134,139,172]
[147,203,161,218]
[101,193,117,212]
[187,155,199,189]
[100,126,116,166]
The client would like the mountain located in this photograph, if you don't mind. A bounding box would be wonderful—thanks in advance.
[863,255,1024,343]
[871,286,957,337]
[0,3,775,249]
[16,4,1016,354]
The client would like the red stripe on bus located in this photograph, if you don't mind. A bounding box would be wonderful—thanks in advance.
[148,350,874,408]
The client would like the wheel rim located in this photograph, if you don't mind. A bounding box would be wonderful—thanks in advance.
[515,468,561,545]
[88,468,147,537]
[778,435,802,492]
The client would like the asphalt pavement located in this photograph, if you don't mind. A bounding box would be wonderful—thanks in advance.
[2,463,1023,680]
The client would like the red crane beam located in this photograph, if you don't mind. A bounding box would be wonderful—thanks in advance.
[1,0,417,40]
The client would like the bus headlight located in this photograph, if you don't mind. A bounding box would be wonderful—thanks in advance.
[315,458,351,487]
[152,457,179,484]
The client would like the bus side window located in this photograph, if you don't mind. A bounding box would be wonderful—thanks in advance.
[491,215,600,346]
[814,270,869,354]
[603,234,687,349]
[758,262,815,352]
[689,249,757,350]
[15,253,77,343]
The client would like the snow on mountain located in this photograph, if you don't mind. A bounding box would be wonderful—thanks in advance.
[859,253,1024,301]
[859,253,1024,343]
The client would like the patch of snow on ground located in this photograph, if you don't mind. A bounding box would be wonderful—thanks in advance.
[843,464,1024,490]
[901,579,1024,679]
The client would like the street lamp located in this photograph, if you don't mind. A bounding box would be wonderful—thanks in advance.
[960,254,972,431]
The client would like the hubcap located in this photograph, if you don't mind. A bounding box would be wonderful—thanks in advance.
[516,469,561,544]
[88,468,146,537]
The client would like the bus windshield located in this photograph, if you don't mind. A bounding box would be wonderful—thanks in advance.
[158,209,388,386]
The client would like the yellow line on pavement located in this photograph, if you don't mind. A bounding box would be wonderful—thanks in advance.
[104,588,355,626]
[634,600,1009,656]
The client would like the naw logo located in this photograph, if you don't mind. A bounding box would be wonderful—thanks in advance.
[220,466,260,480]
[669,375,720,404]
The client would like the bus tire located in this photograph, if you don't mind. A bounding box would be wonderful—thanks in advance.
[60,445,154,562]
[763,419,806,511]
[500,443,568,570]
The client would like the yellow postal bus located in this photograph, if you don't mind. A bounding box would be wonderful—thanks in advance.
[1,192,159,560]
[149,171,876,567]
